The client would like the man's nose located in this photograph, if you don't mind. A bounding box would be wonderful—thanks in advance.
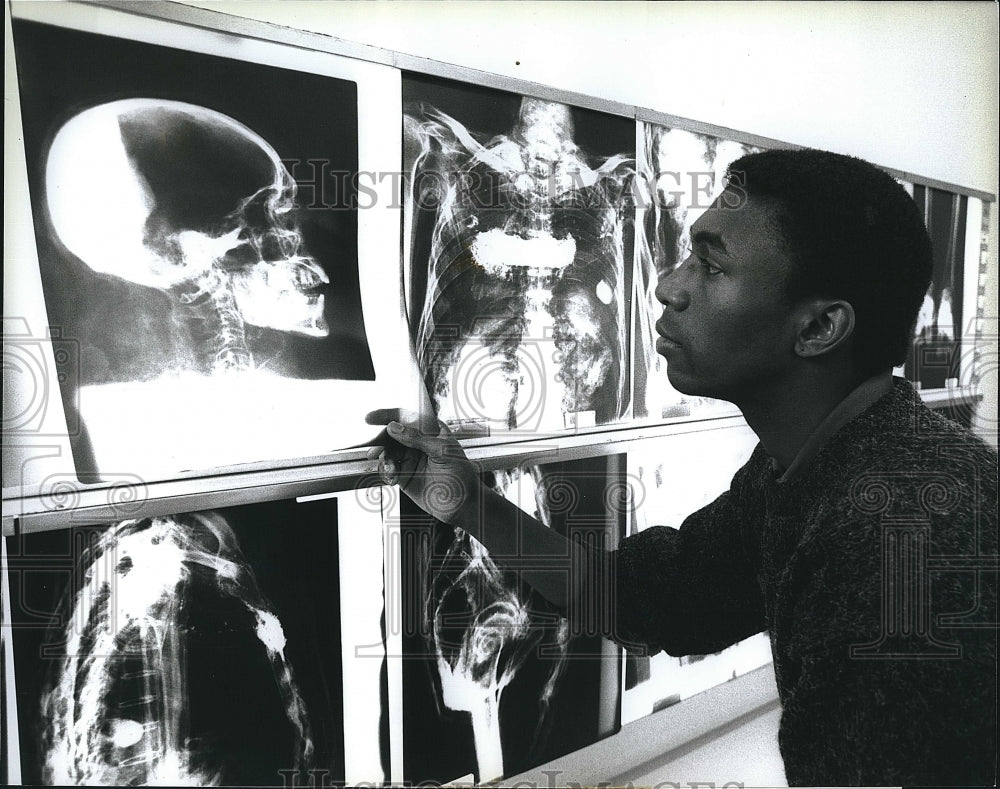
[654,264,690,311]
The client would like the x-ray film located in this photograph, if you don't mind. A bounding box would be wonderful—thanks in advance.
[7,12,415,483]
[394,455,623,784]
[635,124,762,421]
[402,74,636,436]
[903,183,971,389]
[1,494,389,786]
[622,425,772,724]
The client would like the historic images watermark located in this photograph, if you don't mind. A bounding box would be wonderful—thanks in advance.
[283,157,748,214]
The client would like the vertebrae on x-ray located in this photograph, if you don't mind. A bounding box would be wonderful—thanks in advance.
[46,99,330,375]
[40,514,312,786]
[406,98,634,430]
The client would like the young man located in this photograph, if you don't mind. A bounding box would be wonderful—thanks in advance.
[370,149,997,786]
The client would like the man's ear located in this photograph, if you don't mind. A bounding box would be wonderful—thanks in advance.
[794,299,855,358]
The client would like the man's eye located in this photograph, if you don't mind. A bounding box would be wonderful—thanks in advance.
[698,258,722,275]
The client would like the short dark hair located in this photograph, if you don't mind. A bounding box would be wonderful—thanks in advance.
[726,148,933,375]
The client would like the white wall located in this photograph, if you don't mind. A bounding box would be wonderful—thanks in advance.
[185,1,998,194]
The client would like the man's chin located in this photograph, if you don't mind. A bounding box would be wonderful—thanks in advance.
[664,365,719,401]
[664,365,697,396]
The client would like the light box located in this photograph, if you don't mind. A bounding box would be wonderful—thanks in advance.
[4,2,417,501]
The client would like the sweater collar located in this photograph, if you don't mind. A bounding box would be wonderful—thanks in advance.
[772,372,895,483]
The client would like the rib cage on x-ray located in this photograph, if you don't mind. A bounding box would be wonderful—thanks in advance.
[404,91,635,432]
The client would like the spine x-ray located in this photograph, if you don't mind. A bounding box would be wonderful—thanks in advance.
[402,74,636,435]
[3,499,349,786]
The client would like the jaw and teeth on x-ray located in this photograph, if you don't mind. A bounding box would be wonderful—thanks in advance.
[406,97,633,431]
[425,468,570,783]
[45,99,330,375]
[39,514,312,786]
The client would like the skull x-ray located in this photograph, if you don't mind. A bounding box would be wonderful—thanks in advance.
[47,99,334,371]
[3,499,348,786]
[397,455,622,784]
[635,125,762,420]
[10,19,410,478]
[403,74,635,435]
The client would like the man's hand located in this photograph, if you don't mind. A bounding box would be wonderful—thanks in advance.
[366,409,482,525]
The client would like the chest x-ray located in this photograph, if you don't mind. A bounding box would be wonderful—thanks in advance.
[398,456,621,784]
[635,125,761,420]
[403,75,635,435]
[10,19,411,479]
[3,499,348,786]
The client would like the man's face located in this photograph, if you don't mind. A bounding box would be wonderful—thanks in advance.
[654,193,802,403]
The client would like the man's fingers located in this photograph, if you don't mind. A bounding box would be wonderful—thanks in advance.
[373,450,398,486]
[387,420,451,458]
[365,408,404,426]
[368,407,442,435]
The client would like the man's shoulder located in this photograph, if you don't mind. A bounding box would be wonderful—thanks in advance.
[837,378,996,474]
[799,382,996,552]
[867,402,996,479]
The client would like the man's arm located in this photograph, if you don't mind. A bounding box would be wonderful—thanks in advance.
[371,415,768,655]
[371,417,588,611]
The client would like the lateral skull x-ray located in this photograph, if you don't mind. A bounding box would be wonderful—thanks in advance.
[9,18,411,478]
[47,99,331,374]
[404,78,635,433]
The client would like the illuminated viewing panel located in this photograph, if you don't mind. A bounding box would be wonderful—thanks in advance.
[2,495,383,785]
[393,455,623,784]
[402,73,636,436]
[7,14,413,484]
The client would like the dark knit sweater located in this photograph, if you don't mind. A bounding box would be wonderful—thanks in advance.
[611,379,997,786]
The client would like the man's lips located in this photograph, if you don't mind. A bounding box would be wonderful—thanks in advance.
[654,318,681,346]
